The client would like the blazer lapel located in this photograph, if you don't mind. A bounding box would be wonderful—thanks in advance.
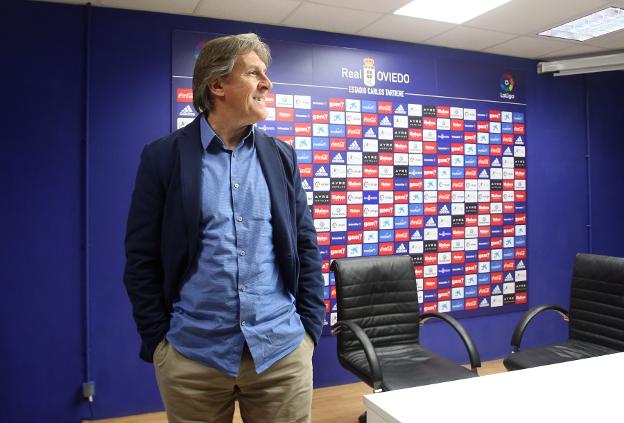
[255,130,292,250]
[178,116,203,258]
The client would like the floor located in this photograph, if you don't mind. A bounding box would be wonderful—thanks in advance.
[86,359,506,423]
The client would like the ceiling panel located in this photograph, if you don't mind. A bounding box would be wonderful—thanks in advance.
[426,26,518,52]
[483,35,575,58]
[281,2,382,34]
[195,0,300,26]
[98,0,200,15]
[358,14,454,44]
[304,0,410,14]
[466,0,612,35]
[539,44,610,59]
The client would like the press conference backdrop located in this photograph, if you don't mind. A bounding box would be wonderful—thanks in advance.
[172,31,529,331]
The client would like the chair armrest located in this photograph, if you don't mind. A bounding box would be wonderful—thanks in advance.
[332,320,384,392]
[510,305,569,352]
[420,312,482,370]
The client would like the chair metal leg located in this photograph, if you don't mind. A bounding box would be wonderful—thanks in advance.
[359,410,367,423]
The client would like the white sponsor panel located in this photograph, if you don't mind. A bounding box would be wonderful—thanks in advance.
[295,137,311,150]
[363,139,378,152]
[347,191,363,204]
[363,204,378,217]
[314,219,330,232]
[294,95,311,109]
[408,104,422,116]
[409,141,422,153]
[394,115,408,128]
[346,112,362,125]
[330,165,346,178]
[378,127,393,140]
[276,94,293,108]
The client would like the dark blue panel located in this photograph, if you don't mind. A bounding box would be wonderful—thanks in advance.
[0,1,86,422]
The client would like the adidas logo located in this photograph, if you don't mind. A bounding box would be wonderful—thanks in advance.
[332,153,345,163]
[349,140,361,150]
[301,180,311,190]
[411,230,422,240]
[426,217,436,227]
[517,260,525,269]
[394,104,406,114]
[515,136,524,145]
[492,285,502,295]
[364,128,376,138]
[315,166,328,177]
[439,205,450,214]
[505,273,514,282]
[479,169,489,178]
[491,158,501,167]
[380,116,391,126]
[480,298,489,307]
[395,243,407,254]
[179,105,195,117]
[504,147,513,155]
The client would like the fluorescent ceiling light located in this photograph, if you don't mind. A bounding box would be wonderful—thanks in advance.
[539,7,624,41]
[394,0,511,24]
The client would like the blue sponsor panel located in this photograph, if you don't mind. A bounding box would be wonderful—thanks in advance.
[490,133,502,144]
[490,260,503,272]
[465,251,478,262]
[503,248,515,259]
[451,299,465,311]
[347,218,363,231]
[394,242,409,254]
[513,112,524,123]
[452,264,464,275]
[329,124,345,137]
[347,139,362,151]
[409,166,423,178]
[465,286,478,298]
[296,150,312,163]
[478,238,490,249]
[464,121,476,130]
[363,192,379,203]
[502,122,513,133]
[438,228,452,240]
[313,137,330,150]
[323,286,330,299]
[451,167,465,178]
[319,246,330,260]
[423,154,437,166]
[331,231,347,243]
[437,277,451,289]
[478,274,491,285]
[438,265,452,278]
[394,216,409,228]
[379,230,394,242]
[276,123,294,135]
[394,178,409,190]
[295,111,311,121]
[477,144,489,155]
[515,236,527,247]
[464,156,478,167]
[362,100,377,113]
[410,204,424,215]
[363,244,378,256]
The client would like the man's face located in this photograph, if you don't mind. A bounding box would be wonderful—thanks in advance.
[218,51,272,126]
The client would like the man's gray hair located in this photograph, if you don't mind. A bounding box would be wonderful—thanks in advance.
[192,33,271,114]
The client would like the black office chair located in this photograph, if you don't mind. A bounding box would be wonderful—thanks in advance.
[504,253,624,371]
[331,255,481,402]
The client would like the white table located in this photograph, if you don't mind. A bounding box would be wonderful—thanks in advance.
[363,352,624,423]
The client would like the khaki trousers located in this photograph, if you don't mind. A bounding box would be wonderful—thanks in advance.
[153,335,314,423]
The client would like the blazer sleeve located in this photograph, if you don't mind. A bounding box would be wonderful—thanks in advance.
[290,148,326,345]
[123,144,170,362]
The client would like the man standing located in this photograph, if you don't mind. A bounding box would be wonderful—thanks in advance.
[124,33,325,423]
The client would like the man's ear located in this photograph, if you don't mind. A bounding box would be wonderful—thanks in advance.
[208,78,225,98]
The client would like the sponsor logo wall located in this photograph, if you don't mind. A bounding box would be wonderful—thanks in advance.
[173,31,528,332]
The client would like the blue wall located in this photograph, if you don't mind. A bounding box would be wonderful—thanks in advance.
[2,1,622,421]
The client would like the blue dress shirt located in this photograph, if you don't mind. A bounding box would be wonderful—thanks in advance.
[166,116,305,376]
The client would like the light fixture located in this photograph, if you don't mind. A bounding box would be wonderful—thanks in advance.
[537,52,624,77]
[539,7,624,42]
[394,0,511,24]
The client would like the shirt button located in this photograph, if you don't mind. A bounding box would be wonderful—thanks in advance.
[239,286,245,292]
[237,216,243,223]
[233,183,240,189]
[241,321,246,326]
[239,250,246,256]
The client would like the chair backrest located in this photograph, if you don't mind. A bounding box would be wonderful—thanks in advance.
[569,253,624,351]
[332,255,421,353]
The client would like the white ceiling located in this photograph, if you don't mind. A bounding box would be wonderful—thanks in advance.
[35,0,624,59]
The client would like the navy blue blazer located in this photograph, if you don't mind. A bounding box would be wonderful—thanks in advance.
[124,115,325,362]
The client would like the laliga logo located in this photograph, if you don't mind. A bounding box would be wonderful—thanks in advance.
[500,73,515,100]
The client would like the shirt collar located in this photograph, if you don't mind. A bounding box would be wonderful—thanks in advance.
[200,114,254,151]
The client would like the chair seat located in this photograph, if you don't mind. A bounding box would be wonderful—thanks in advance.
[503,339,618,371]
[340,343,476,391]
